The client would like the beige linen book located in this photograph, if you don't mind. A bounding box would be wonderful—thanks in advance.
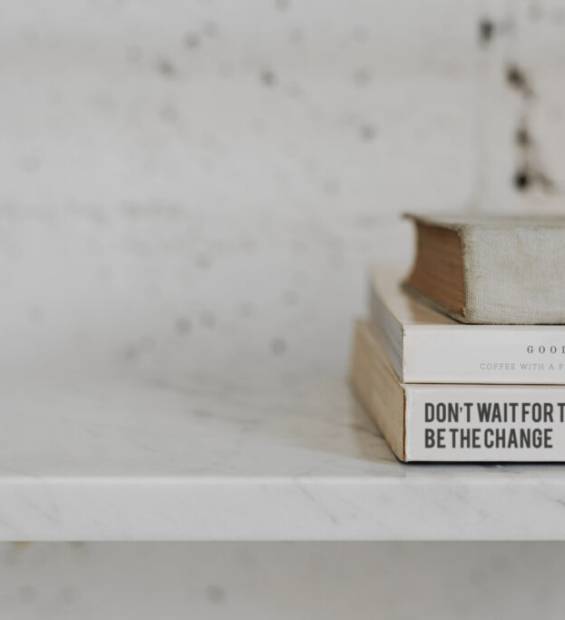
[350,320,565,462]
[404,213,565,324]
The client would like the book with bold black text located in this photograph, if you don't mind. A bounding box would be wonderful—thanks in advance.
[350,320,565,462]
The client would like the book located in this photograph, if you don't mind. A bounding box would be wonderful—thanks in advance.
[403,213,565,324]
[371,268,565,384]
[350,320,565,462]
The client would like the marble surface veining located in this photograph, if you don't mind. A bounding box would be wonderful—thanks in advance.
[1,370,565,541]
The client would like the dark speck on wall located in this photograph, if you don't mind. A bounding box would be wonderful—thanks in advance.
[206,585,226,604]
[505,63,534,98]
[478,18,495,46]
[275,0,291,10]
[359,123,377,142]
[353,67,372,86]
[123,337,155,362]
[195,253,212,269]
[512,118,556,193]
[175,317,192,335]
[185,32,201,49]
[513,163,556,194]
[270,338,287,355]
[514,168,531,191]
[260,68,277,87]
[157,57,177,78]
[515,125,531,147]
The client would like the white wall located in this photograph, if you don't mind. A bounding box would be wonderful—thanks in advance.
[2,3,563,389]
[1,542,565,620]
[0,0,479,389]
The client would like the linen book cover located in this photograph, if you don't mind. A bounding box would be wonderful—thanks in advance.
[403,213,565,324]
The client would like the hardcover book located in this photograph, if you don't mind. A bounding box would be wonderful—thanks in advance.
[350,320,565,462]
[404,213,565,324]
[370,268,565,384]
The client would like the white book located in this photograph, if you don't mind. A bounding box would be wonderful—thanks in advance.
[370,268,565,384]
[351,321,565,462]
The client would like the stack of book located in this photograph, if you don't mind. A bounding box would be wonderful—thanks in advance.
[351,213,565,462]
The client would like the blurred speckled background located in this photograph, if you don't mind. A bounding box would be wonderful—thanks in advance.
[0,0,479,390]
[2,1,565,617]
[0,542,564,619]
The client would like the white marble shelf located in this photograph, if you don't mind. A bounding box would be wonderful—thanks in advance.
[3,371,565,542]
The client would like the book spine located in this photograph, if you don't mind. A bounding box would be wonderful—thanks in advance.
[405,386,565,461]
[404,327,565,384]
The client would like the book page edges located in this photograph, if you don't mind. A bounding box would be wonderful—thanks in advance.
[368,274,405,379]
[401,281,470,324]
[405,214,565,323]
[350,320,406,461]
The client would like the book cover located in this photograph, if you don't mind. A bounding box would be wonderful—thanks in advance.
[351,320,565,462]
[370,268,565,384]
[404,213,565,324]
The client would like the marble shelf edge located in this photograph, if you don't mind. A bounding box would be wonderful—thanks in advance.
[0,474,563,541]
